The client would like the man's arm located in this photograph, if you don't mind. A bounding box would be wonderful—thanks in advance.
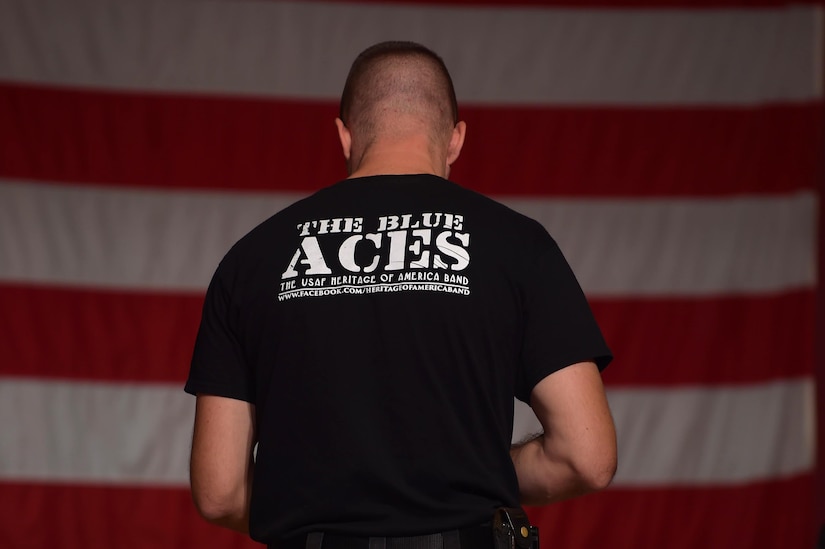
[190,394,256,533]
[510,361,617,506]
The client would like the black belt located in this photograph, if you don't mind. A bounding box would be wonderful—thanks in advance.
[272,524,493,549]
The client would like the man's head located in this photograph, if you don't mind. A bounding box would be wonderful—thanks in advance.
[336,41,465,177]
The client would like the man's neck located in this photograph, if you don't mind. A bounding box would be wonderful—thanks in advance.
[348,137,447,179]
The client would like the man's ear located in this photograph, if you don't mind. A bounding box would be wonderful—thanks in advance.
[446,121,467,168]
[335,118,352,161]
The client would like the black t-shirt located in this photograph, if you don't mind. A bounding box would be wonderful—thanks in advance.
[185,174,611,543]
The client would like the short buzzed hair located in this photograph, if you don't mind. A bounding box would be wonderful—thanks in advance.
[339,41,459,140]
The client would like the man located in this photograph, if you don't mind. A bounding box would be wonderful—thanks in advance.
[185,41,616,548]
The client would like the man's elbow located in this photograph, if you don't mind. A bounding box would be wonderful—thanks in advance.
[524,448,617,506]
[575,420,618,493]
[193,497,229,524]
[191,485,248,528]
[576,451,617,492]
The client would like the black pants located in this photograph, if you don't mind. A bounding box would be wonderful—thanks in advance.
[271,525,494,549]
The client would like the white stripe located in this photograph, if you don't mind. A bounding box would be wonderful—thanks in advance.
[514,378,816,486]
[813,5,825,98]
[0,181,304,292]
[0,380,193,486]
[504,193,817,296]
[0,0,820,105]
[0,378,813,486]
[0,180,815,296]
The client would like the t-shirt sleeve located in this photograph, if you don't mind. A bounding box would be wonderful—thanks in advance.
[515,226,612,403]
[184,256,255,403]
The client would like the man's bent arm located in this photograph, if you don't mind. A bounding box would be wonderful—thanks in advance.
[190,394,256,533]
[510,361,617,506]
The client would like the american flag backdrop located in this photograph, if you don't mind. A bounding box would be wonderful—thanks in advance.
[0,1,822,548]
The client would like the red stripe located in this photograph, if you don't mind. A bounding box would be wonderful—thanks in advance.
[526,473,816,549]
[817,136,825,524]
[0,284,203,383]
[0,83,820,197]
[595,290,817,386]
[0,474,814,549]
[0,482,259,549]
[0,284,813,385]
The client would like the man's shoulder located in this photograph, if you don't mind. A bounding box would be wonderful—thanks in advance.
[215,185,334,269]
[454,185,550,237]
